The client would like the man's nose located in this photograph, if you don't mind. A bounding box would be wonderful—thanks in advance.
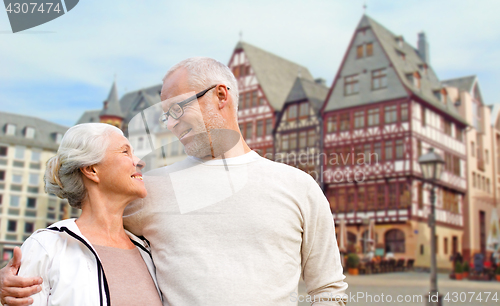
[166,116,180,131]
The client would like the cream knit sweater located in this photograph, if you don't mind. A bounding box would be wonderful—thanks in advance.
[123,151,347,305]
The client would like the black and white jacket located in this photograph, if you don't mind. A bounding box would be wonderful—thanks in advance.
[18,219,161,306]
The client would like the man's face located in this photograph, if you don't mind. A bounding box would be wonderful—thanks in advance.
[160,68,225,158]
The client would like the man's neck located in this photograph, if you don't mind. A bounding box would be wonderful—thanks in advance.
[198,137,252,160]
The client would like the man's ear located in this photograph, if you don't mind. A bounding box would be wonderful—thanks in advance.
[216,84,230,109]
[80,165,100,184]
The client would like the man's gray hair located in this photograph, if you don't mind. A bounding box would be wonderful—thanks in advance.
[163,57,239,118]
[44,123,123,209]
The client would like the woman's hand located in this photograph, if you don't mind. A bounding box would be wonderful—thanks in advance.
[0,247,42,306]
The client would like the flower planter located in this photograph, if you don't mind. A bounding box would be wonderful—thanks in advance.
[348,268,359,275]
[496,275,500,282]
[463,272,468,279]
[455,273,463,280]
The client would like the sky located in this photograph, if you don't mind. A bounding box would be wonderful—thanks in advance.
[1,0,499,127]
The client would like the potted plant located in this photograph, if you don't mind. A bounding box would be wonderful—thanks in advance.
[454,261,464,280]
[347,253,360,275]
[496,266,500,282]
[462,261,469,278]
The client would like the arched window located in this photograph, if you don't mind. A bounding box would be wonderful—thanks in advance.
[347,232,357,252]
[385,229,405,253]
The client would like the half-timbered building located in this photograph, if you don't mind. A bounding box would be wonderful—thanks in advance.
[228,42,316,157]
[274,76,329,185]
[321,15,468,269]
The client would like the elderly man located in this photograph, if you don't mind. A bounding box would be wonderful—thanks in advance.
[0,57,347,306]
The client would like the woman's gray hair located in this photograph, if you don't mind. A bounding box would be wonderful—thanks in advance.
[163,57,239,118]
[44,123,123,209]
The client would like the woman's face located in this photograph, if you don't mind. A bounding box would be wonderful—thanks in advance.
[95,132,147,200]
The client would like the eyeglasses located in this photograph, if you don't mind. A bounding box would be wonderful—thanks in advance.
[159,84,224,125]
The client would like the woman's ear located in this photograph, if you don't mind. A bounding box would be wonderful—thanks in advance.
[216,84,229,109]
[80,165,100,184]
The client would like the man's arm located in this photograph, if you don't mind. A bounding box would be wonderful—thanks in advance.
[301,179,348,306]
[0,247,42,306]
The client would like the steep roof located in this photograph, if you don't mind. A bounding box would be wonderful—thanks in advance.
[490,103,500,127]
[235,41,314,111]
[0,111,68,151]
[323,15,466,125]
[285,77,329,112]
[99,81,124,118]
[76,109,100,124]
[441,75,476,93]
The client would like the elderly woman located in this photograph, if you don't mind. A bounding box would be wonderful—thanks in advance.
[15,123,162,305]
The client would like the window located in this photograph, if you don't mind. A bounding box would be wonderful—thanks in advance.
[399,183,410,208]
[417,140,422,157]
[288,105,297,120]
[421,106,426,126]
[471,142,475,157]
[307,130,316,147]
[357,187,365,211]
[12,174,22,184]
[356,45,364,58]
[0,170,4,181]
[473,173,476,188]
[25,222,34,233]
[256,120,263,137]
[453,156,461,176]
[346,188,355,212]
[418,183,423,209]
[266,119,273,136]
[384,105,397,123]
[245,92,251,108]
[401,103,408,121]
[29,173,39,186]
[368,108,380,126]
[252,91,258,107]
[299,132,307,149]
[372,68,387,90]
[339,113,350,131]
[5,124,16,135]
[344,74,359,96]
[388,184,397,209]
[455,126,463,142]
[485,150,489,164]
[366,186,376,210]
[385,229,405,253]
[0,146,7,157]
[363,144,371,164]
[444,121,452,136]
[366,43,373,56]
[15,146,25,159]
[373,143,381,162]
[239,93,245,109]
[444,237,448,255]
[31,150,41,162]
[354,111,365,129]
[289,133,297,150]
[54,133,63,144]
[299,103,309,117]
[337,189,346,212]
[24,127,35,139]
[27,197,36,208]
[385,141,393,160]
[395,140,404,159]
[246,123,253,139]
[327,115,338,132]
[170,140,178,156]
[281,134,289,151]
[7,220,17,232]
[377,185,385,209]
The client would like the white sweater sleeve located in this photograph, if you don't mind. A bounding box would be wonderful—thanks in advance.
[17,237,51,306]
[300,179,348,306]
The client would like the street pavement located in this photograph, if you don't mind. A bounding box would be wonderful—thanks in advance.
[297,272,500,306]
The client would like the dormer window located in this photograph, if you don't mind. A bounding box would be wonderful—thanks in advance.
[433,88,447,103]
[52,133,63,144]
[24,127,35,139]
[396,50,406,61]
[406,72,421,89]
[395,36,404,48]
[5,124,16,136]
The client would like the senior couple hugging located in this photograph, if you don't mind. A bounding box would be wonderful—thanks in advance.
[0,57,347,306]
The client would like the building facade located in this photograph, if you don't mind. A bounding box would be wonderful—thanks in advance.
[0,112,74,266]
[321,15,467,269]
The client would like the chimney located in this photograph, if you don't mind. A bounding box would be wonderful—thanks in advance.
[103,101,108,110]
[417,32,429,64]
[315,78,326,86]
